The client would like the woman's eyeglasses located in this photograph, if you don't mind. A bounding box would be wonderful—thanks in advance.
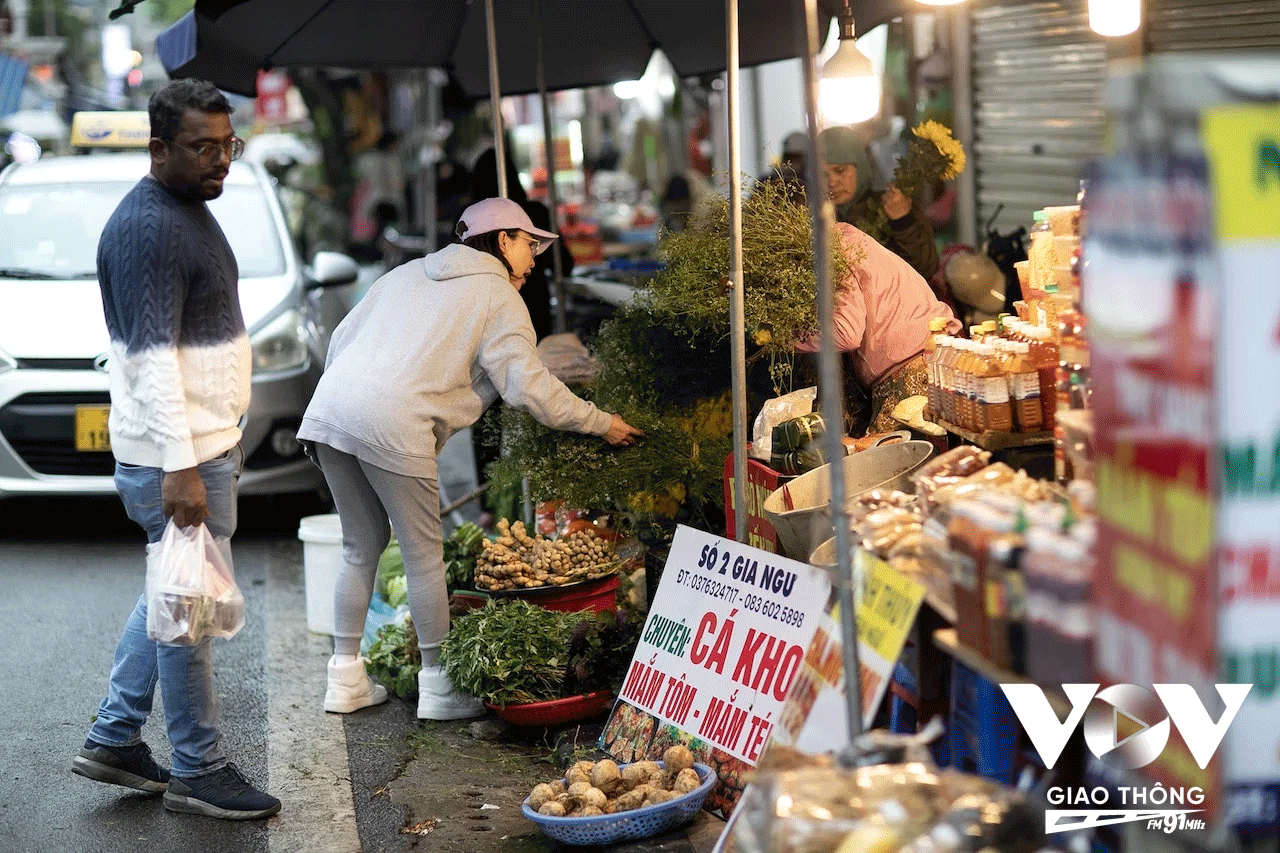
[169,136,246,165]
[504,230,541,254]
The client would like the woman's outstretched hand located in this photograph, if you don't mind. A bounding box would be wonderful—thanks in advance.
[604,414,645,447]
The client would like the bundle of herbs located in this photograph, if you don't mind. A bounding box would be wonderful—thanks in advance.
[647,176,855,353]
[441,600,641,706]
[488,177,852,541]
[488,299,734,536]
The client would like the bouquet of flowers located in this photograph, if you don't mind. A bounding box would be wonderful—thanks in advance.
[860,120,966,243]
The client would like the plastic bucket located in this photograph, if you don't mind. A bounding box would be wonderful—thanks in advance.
[298,514,344,634]
[762,440,934,561]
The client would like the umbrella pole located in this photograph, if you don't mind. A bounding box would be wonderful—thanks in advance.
[483,0,507,199]
[484,0,529,526]
[726,0,748,544]
[796,0,863,745]
[532,0,568,334]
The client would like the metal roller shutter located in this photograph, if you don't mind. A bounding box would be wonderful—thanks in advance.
[1147,0,1280,54]
[969,0,1107,237]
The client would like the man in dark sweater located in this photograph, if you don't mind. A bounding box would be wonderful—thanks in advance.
[72,79,280,821]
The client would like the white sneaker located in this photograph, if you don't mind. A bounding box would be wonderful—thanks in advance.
[324,655,389,714]
[417,665,485,721]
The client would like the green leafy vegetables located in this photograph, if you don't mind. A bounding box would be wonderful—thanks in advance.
[443,522,484,592]
[365,617,420,699]
[441,600,642,706]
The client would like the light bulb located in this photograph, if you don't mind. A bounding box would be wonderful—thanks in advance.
[819,74,880,125]
[819,35,879,125]
[1088,0,1140,37]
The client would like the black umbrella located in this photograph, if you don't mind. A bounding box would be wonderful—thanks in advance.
[156,0,902,98]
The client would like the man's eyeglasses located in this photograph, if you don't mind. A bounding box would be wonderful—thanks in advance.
[168,136,245,165]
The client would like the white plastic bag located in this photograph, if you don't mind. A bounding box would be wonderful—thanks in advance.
[750,386,818,460]
[145,521,245,645]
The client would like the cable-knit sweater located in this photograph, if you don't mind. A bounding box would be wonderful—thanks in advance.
[97,175,250,472]
[298,244,611,479]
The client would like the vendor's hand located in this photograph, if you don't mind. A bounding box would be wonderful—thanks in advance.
[882,184,911,221]
[604,414,644,447]
[163,467,209,529]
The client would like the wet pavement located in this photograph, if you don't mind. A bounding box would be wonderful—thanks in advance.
[1,493,725,853]
[343,705,727,853]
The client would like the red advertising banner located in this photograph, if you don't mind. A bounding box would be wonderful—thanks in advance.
[1086,150,1221,810]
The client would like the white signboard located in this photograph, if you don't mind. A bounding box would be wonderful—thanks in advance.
[615,525,831,763]
[1202,104,1280,813]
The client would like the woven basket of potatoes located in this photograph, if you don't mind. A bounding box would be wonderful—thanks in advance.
[521,745,718,845]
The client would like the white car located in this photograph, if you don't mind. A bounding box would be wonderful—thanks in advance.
[0,149,358,499]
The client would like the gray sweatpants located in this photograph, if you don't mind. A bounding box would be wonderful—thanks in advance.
[314,443,448,665]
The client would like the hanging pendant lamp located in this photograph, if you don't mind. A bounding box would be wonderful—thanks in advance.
[819,0,880,124]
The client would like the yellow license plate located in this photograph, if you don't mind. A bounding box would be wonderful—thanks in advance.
[74,405,111,451]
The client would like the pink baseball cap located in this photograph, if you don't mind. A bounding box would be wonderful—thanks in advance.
[455,197,558,255]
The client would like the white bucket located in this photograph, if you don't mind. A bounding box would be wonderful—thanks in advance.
[298,514,344,635]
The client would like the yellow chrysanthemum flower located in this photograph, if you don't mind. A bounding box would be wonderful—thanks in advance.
[912,120,966,181]
[652,495,682,518]
[912,120,950,145]
[937,139,966,181]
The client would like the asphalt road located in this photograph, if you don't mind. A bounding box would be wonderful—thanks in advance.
[0,493,725,853]
[0,493,418,853]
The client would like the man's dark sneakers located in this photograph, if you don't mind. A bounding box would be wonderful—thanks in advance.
[163,763,281,820]
[72,739,170,793]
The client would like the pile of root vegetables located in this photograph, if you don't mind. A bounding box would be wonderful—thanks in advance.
[475,518,618,591]
[527,746,701,818]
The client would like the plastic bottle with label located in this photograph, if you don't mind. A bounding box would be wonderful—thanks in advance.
[943,339,962,428]
[922,317,948,422]
[954,340,976,431]
[1006,341,1043,432]
[974,343,1013,432]
[1025,325,1058,431]
[1028,209,1054,293]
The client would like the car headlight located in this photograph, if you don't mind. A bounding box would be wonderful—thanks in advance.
[251,309,308,374]
[0,347,15,375]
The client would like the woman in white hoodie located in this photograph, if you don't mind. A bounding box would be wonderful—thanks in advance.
[298,198,643,720]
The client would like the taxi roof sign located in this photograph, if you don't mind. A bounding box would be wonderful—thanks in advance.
[70,111,151,149]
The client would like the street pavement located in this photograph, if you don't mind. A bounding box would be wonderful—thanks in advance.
[0,494,726,853]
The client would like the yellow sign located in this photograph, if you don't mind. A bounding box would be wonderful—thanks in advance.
[74,405,111,451]
[69,111,151,149]
[1201,105,1280,241]
[856,549,926,664]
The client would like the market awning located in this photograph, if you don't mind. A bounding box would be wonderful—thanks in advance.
[154,0,903,98]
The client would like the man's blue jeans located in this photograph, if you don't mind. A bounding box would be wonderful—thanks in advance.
[88,447,242,777]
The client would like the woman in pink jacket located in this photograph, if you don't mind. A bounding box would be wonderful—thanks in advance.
[796,221,960,435]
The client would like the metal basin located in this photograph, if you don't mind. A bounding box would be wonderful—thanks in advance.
[762,439,934,561]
